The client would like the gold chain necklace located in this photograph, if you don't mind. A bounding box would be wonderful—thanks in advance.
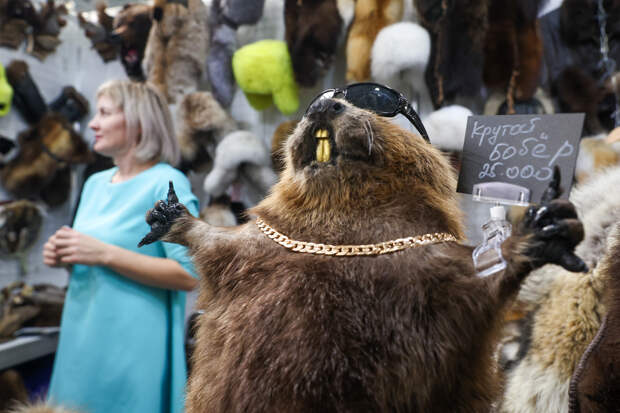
[256,217,458,256]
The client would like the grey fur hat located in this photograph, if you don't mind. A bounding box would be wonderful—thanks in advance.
[207,0,266,107]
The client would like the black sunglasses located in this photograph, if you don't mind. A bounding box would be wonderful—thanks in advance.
[305,82,430,143]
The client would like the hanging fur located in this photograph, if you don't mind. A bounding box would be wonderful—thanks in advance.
[176,91,236,173]
[346,0,404,82]
[110,3,153,81]
[0,0,37,50]
[421,105,472,151]
[143,0,209,103]
[575,134,620,183]
[568,221,620,413]
[0,113,93,207]
[285,0,343,87]
[499,165,620,413]
[207,0,265,107]
[78,1,119,63]
[414,0,489,108]
[5,60,47,125]
[370,22,433,116]
[48,86,90,123]
[483,0,544,114]
[26,0,68,61]
[203,130,277,205]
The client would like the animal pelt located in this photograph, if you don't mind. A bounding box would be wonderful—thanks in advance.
[0,113,93,207]
[5,60,47,125]
[285,0,343,87]
[202,130,277,206]
[483,88,554,116]
[48,86,90,123]
[414,0,489,108]
[0,369,28,412]
[346,0,404,82]
[78,1,119,62]
[141,96,587,412]
[271,119,299,174]
[0,135,18,163]
[0,199,43,259]
[575,134,620,184]
[26,0,68,61]
[483,0,544,112]
[421,104,472,151]
[568,221,620,413]
[207,0,265,107]
[110,3,153,80]
[499,165,620,413]
[0,0,37,49]
[143,0,209,103]
[370,22,433,117]
[553,65,614,136]
[176,91,236,173]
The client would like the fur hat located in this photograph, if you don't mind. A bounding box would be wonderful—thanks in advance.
[110,3,153,81]
[483,0,544,112]
[27,0,68,61]
[421,105,472,151]
[143,0,209,103]
[0,113,93,207]
[0,63,13,117]
[285,0,343,87]
[5,60,47,125]
[232,39,299,115]
[203,130,277,205]
[78,1,119,62]
[414,0,489,108]
[48,86,90,123]
[176,91,236,173]
[271,119,298,174]
[0,200,43,275]
[206,0,265,107]
[0,0,37,49]
[346,0,404,82]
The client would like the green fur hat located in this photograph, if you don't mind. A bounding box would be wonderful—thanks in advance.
[0,63,13,117]
[232,40,299,115]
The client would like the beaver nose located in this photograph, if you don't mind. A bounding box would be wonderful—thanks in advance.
[306,98,345,118]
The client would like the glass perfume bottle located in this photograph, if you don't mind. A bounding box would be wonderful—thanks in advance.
[472,205,512,277]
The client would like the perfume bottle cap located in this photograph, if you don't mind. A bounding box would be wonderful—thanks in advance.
[490,205,506,221]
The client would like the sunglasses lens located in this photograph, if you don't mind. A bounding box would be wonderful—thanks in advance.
[306,90,337,114]
[345,84,399,115]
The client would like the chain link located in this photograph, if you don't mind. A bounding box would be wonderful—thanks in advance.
[256,217,457,256]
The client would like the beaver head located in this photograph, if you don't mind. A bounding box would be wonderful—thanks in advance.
[253,97,464,240]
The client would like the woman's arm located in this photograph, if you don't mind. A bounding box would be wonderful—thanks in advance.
[49,226,197,291]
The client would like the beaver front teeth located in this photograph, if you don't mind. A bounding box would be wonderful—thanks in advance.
[315,128,331,163]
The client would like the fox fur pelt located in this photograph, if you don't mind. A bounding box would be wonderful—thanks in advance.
[414,0,489,108]
[499,165,620,413]
[346,0,404,82]
[143,0,209,103]
[568,221,620,413]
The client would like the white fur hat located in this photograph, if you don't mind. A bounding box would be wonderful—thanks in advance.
[371,22,430,85]
[422,105,472,151]
[203,131,277,204]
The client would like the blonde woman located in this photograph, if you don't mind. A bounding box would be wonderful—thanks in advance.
[43,80,198,413]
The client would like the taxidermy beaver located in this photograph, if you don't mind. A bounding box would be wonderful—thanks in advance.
[141,91,587,412]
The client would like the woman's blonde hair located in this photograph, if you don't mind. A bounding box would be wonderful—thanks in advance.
[96,80,180,165]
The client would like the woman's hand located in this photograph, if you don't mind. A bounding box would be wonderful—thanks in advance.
[52,226,110,266]
[43,233,64,268]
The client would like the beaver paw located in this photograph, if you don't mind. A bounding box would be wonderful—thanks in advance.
[138,181,187,247]
[520,199,588,273]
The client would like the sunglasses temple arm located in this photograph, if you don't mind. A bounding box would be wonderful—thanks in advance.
[403,105,431,143]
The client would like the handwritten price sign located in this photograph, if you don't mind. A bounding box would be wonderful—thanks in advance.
[456,114,584,205]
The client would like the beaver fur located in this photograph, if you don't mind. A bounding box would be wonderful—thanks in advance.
[141,97,587,412]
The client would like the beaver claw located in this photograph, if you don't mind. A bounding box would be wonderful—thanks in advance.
[138,181,186,247]
[520,199,588,273]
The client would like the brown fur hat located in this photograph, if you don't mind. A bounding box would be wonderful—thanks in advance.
[285,0,343,87]
[0,0,37,49]
[143,0,209,103]
[110,3,153,80]
[26,0,68,61]
[0,113,93,207]
[483,0,544,112]
[176,91,236,173]
[270,119,299,174]
[346,0,404,82]
[415,0,489,107]
[78,2,119,62]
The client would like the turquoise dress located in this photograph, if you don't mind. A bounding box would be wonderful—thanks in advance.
[48,163,199,413]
